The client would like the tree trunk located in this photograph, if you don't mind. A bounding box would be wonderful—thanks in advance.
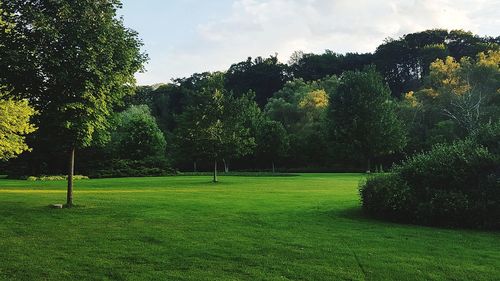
[66,147,75,208]
[223,159,229,173]
[213,160,218,183]
[366,158,372,174]
[272,161,275,173]
[193,161,197,172]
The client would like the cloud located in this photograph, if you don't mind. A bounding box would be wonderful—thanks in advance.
[135,0,500,84]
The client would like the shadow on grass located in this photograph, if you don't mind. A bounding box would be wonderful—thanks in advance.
[334,205,500,233]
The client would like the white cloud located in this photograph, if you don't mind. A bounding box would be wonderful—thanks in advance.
[136,0,500,84]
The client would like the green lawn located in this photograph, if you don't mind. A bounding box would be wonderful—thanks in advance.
[0,174,499,281]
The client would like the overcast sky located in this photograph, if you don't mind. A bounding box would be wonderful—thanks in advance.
[120,0,500,85]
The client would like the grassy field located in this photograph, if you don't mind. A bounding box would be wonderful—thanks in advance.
[0,174,499,281]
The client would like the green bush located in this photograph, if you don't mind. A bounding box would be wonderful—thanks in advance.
[89,158,174,178]
[360,174,413,220]
[360,132,500,229]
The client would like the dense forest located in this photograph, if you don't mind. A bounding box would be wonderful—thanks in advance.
[2,28,500,178]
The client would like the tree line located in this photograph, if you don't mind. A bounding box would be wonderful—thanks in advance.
[1,0,499,206]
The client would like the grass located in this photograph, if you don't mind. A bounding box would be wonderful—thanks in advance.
[0,173,499,280]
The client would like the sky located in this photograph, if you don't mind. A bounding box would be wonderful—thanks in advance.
[119,0,500,85]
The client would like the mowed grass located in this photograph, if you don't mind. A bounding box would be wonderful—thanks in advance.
[0,174,499,281]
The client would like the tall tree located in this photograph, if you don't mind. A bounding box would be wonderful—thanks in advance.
[0,0,146,207]
[327,67,407,172]
[255,120,289,173]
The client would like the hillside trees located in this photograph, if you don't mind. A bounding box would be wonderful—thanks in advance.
[290,51,373,82]
[225,55,290,107]
[374,29,499,97]
[0,0,146,206]
[401,50,500,151]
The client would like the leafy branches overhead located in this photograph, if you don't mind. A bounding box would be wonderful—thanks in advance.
[0,0,146,206]
[1,0,147,149]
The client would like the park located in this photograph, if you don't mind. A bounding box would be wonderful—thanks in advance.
[1,174,499,280]
[0,0,499,280]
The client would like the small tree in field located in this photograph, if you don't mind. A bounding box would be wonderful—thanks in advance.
[327,67,407,172]
[0,0,146,207]
[176,74,255,182]
[256,120,289,173]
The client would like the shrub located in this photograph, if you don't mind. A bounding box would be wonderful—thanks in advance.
[360,174,413,220]
[88,158,174,178]
[360,132,500,229]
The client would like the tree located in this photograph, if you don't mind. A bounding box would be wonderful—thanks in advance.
[403,50,500,149]
[0,93,37,160]
[0,6,37,161]
[255,120,289,172]
[0,0,146,207]
[175,73,256,182]
[327,67,407,172]
[110,105,166,161]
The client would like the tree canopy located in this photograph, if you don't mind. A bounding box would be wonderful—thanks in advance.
[0,0,146,206]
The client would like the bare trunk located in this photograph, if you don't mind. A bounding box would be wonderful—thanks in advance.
[223,159,229,173]
[272,161,275,173]
[193,161,197,172]
[213,160,218,183]
[366,158,372,174]
[66,147,75,208]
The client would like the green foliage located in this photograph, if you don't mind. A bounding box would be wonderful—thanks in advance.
[255,120,289,170]
[225,55,289,107]
[265,76,338,166]
[400,50,500,152]
[374,29,499,96]
[360,127,500,228]
[88,159,172,179]
[0,0,146,149]
[110,105,167,161]
[290,50,373,82]
[0,93,37,160]
[328,67,407,170]
[472,121,500,155]
[80,105,170,178]
[175,73,257,169]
